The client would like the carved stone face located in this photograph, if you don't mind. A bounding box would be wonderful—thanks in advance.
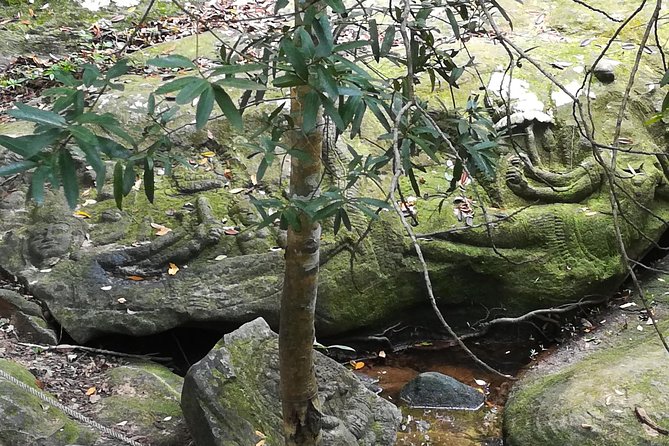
[28,223,75,265]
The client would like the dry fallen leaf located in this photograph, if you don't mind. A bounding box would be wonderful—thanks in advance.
[168,262,180,275]
[201,151,216,158]
[224,228,239,236]
[349,360,365,370]
[150,222,172,236]
[229,187,245,194]
[255,440,266,446]
[214,255,228,261]
[86,386,97,396]
[127,275,144,281]
[73,210,92,219]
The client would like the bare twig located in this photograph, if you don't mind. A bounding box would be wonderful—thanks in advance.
[17,342,171,362]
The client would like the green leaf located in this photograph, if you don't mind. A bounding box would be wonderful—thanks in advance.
[340,208,351,231]
[297,27,315,58]
[446,8,461,39]
[316,65,338,99]
[155,76,201,95]
[489,0,513,29]
[644,113,663,126]
[0,130,61,159]
[69,125,98,146]
[354,202,379,220]
[661,70,669,87]
[147,93,156,115]
[59,150,79,209]
[113,161,124,210]
[273,74,306,88]
[75,112,118,126]
[381,25,396,55]
[0,160,37,176]
[408,168,421,196]
[340,96,361,127]
[82,64,101,87]
[212,85,243,129]
[30,165,49,204]
[51,88,78,113]
[9,103,67,128]
[257,157,269,181]
[350,100,366,138]
[147,55,196,69]
[282,38,309,80]
[321,96,345,131]
[369,19,380,62]
[210,63,266,75]
[106,59,130,80]
[274,0,288,12]
[143,158,155,203]
[322,0,345,13]
[358,197,390,209]
[196,86,215,130]
[123,162,136,195]
[302,91,321,134]
[365,97,391,132]
[662,90,669,112]
[333,207,342,234]
[215,78,268,90]
[281,208,301,232]
[313,15,334,58]
[97,137,130,159]
[176,78,209,105]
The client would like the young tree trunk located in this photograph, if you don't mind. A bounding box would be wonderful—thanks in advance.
[279,84,324,445]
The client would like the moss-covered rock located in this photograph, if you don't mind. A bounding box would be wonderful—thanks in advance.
[505,321,669,446]
[0,358,98,445]
[181,317,401,445]
[505,252,669,445]
[94,361,190,446]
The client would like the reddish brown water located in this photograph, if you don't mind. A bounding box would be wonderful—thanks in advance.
[355,339,535,445]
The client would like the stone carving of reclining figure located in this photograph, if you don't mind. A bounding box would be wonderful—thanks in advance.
[505,152,605,203]
[95,196,225,277]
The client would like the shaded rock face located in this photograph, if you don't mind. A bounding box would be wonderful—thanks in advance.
[181,317,401,446]
[0,289,58,345]
[400,372,485,410]
[0,359,98,446]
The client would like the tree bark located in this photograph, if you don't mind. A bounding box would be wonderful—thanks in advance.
[279,84,323,445]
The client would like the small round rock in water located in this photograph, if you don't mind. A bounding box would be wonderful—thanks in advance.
[399,371,485,410]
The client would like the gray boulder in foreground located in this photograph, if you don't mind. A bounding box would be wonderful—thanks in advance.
[181,317,401,445]
[400,372,485,410]
[0,359,97,446]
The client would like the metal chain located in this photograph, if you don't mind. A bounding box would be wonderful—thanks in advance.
[0,368,145,446]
